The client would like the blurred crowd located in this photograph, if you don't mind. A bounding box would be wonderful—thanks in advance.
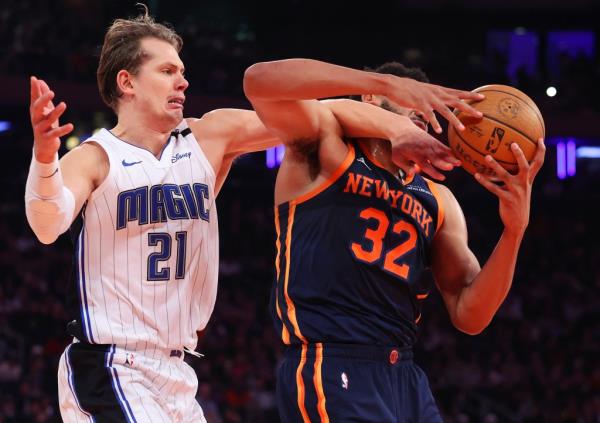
[1,0,599,113]
[1,1,599,422]
[0,121,598,422]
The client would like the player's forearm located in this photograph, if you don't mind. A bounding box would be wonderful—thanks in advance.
[454,229,523,334]
[25,154,75,244]
[244,59,391,101]
[325,99,413,140]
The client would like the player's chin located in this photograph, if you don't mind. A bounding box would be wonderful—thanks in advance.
[164,108,184,123]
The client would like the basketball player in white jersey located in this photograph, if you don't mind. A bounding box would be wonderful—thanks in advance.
[24,8,486,422]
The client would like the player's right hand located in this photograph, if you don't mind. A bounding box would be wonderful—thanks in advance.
[390,124,461,181]
[30,76,74,163]
[385,77,484,135]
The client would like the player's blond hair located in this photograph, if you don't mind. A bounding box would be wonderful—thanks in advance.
[96,4,182,111]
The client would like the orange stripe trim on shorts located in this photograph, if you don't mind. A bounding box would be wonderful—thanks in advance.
[313,343,330,423]
[424,178,445,234]
[296,344,311,423]
[274,207,290,344]
[416,292,429,300]
[295,144,356,205]
[274,206,282,280]
[283,203,307,343]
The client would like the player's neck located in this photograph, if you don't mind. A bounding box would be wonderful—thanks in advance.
[112,110,177,158]
[358,138,403,177]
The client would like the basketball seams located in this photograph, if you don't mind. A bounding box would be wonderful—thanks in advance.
[474,88,545,136]
[478,113,538,146]
[454,110,539,146]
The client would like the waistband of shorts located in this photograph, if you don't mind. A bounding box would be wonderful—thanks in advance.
[71,338,189,360]
[284,343,413,363]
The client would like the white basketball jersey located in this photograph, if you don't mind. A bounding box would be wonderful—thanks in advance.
[72,120,218,351]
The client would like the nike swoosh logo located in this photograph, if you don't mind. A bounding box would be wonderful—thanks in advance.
[122,159,142,167]
[357,157,371,170]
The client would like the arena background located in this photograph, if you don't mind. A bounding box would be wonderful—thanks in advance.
[0,0,598,421]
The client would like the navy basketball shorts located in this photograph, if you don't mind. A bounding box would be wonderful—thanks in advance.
[57,340,205,422]
[277,343,442,423]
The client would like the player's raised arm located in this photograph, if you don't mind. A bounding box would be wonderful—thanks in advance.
[243,58,485,134]
[25,77,105,244]
[203,101,461,182]
[325,99,461,180]
[430,140,546,334]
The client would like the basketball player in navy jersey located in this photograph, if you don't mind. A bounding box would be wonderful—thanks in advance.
[244,59,545,422]
[24,6,486,421]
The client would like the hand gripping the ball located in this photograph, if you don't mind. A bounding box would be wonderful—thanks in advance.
[474,139,546,237]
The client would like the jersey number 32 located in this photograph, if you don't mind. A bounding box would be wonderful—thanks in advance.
[351,207,417,280]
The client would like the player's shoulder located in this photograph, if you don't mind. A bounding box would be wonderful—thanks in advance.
[63,138,108,163]
[421,177,454,202]
[59,138,110,187]
[421,177,466,235]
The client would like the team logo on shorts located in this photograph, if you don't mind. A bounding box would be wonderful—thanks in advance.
[341,372,349,390]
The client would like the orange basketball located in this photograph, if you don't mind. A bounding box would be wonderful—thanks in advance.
[447,84,545,176]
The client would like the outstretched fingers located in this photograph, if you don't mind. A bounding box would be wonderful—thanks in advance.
[474,173,507,198]
[36,102,68,132]
[510,143,530,176]
[419,160,446,181]
[421,108,442,134]
[484,155,510,183]
[451,99,484,120]
[46,123,74,139]
[31,91,56,123]
[437,105,465,132]
[30,76,42,104]
[528,138,546,181]
[453,89,485,102]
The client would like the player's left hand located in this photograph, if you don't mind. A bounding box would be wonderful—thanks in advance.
[390,123,461,181]
[385,77,485,134]
[474,138,546,237]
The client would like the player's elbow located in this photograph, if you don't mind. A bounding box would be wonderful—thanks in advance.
[30,227,59,245]
[451,316,490,336]
[37,234,58,245]
[449,302,492,335]
[243,62,272,99]
[25,208,63,245]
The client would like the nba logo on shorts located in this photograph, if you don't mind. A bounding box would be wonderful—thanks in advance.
[341,372,349,390]
[125,352,135,368]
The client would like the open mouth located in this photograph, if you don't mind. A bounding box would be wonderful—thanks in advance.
[412,119,427,131]
[167,97,185,109]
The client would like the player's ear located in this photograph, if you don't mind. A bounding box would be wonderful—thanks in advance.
[116,70,135,97]
[362,94,378,105]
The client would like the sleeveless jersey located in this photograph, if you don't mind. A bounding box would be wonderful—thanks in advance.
[68,120,218,351]
[271,141,444,347]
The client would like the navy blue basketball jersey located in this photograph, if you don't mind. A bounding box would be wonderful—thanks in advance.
[271,141,444,347]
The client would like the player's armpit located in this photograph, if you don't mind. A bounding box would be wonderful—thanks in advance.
[245,96,327,146]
